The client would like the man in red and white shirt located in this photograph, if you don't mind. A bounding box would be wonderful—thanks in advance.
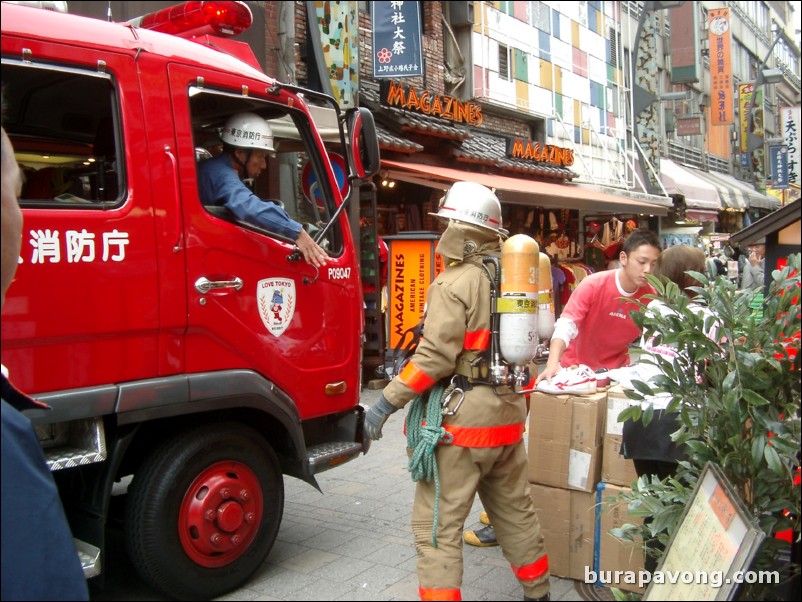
[536,229,661,383]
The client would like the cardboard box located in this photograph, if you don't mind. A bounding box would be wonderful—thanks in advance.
[602,434,638,488]
[528,484,570,578]
[595,482,645,593]
[603,386,639,487]
[528,391,607,491]
[605,386,635,437]
[529,483,595,581]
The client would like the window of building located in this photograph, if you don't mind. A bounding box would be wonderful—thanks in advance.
[775,39,799,80]
[608,26,620,67]
[527,1,550,33]
[499,43,511,81]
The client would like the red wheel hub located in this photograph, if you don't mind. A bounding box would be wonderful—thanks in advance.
[178,461,263,567]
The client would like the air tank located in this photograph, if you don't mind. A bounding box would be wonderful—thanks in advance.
[499,234,539,366]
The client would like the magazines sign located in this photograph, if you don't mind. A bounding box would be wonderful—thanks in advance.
[371,1,423,78]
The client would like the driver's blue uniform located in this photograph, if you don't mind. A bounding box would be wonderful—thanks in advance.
[197,153,302,240]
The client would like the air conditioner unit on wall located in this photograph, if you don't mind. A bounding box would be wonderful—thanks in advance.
[450,1,474,27]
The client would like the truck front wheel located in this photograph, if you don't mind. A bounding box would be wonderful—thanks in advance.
[124,423,283,600]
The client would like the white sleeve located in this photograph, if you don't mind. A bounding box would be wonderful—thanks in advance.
[551,316,578,346]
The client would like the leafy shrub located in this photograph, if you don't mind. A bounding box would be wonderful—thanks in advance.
[613,253,800,600]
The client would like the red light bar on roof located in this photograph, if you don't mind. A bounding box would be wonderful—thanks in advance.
[129,1,253,38]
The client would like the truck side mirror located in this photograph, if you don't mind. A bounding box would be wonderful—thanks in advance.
[345,107,380,180]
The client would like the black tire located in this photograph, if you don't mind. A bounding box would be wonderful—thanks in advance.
[124,423,283,600]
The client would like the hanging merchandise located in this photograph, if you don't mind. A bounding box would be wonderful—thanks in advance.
[624,219,638,235]
[537,251,555,342]
[601,216,624,248]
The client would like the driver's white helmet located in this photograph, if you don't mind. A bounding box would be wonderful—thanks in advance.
[430,181,504,233]
[220,112,275,152]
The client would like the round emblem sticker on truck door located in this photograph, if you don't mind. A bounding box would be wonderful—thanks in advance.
[257,278,296,337]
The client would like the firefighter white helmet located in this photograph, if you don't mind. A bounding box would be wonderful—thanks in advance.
[220,112,275,152]
[430,181,504,233]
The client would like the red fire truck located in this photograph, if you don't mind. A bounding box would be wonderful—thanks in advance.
[1,2,379,598]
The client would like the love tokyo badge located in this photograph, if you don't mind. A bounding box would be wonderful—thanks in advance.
[257,278,296,337]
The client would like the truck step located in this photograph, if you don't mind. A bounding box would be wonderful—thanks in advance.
[35,417,107,471]
[306,441,363,474]
[75,539,101,579]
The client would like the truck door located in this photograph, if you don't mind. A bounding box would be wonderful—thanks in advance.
[168,66,361,418]
[0,52,162,394]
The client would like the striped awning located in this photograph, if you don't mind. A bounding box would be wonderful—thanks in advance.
[695,170,748,210]
[696,170,781,211]
[659,159,722,210]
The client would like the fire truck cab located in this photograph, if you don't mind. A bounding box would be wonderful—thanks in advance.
[1,1,379,598]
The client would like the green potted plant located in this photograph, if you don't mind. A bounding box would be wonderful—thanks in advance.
[611,253,800,601]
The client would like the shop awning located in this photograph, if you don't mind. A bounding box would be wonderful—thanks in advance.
[659,159,722,211]
[697,170,780,211]
[382,159,670,216]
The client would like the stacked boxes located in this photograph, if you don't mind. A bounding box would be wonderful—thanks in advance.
[528,391,607,492]
[529,483,595,580]
[527,389,645,591]
[595,483,646,594]
[602,386,639,487]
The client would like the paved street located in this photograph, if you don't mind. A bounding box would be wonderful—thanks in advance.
[93,387,602,601]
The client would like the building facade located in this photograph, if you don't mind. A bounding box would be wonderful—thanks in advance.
[65,1,801,357]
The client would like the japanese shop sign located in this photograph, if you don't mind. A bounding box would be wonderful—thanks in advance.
[738,83,763,153]
[669,2,700,84]
[708,8,733,125]
[780,107,800,187]
[676,116,703,136]
[769,145,788,189]
[371,1,423,78]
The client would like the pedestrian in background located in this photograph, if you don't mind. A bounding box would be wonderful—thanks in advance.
[740,242,766,291]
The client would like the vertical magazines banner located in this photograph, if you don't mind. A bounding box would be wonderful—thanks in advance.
[708,8,733,125]
[372,1,423,78]
[780,107,800,188]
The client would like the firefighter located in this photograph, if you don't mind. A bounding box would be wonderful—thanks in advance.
[365,181,550,602]
[197,111,328,267]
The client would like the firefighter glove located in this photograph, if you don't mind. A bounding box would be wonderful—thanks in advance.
[365,394,398,440]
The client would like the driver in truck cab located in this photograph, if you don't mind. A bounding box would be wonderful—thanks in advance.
[197,111,329,268]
